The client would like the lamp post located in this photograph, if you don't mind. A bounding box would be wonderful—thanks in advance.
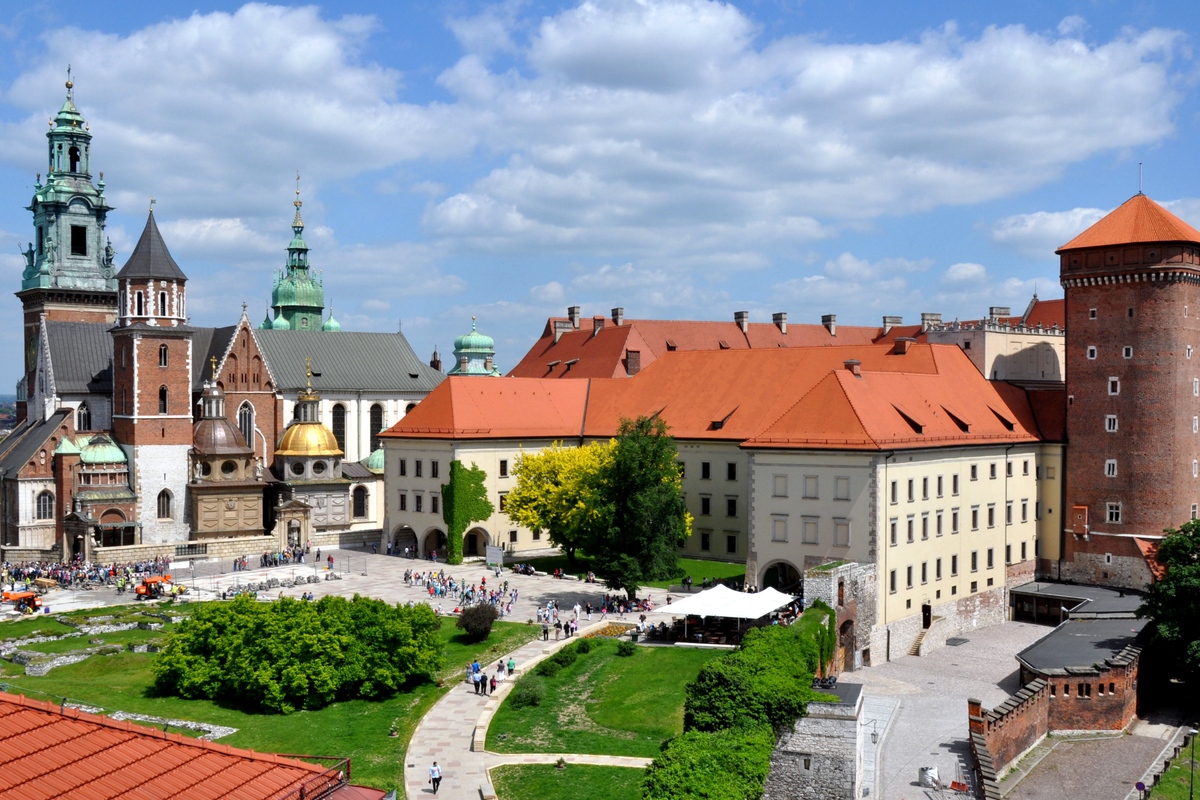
[866,718,879,745]
[1189,728,1198,800]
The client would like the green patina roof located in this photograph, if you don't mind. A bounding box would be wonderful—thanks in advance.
[322,314,342,332]
[364,446,385,473]
[270,314,291,330]
[54,437,80,455]
[79,433,126,465]
[454,318,494,353]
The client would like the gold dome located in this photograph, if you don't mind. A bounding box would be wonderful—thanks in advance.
[275,421,343,458]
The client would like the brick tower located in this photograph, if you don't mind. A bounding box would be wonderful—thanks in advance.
[16,74,118,420]
[111,209,193,543]
[1059,193,1200,588]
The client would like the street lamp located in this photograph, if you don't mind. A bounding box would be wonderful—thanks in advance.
[866,719,879,745]
[1189,728,1198,800]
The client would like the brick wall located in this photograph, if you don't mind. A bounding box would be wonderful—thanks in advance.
[968,680,1049,777]
[1005,559,1035,587]
[1042,650,1140,732]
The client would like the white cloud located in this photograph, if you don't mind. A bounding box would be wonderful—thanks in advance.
[823,252,932,281]
[530,281,565,302]
[990,207,1107,258]
[942,262,988,285]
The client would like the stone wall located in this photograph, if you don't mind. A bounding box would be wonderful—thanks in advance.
[869,584,1007,662]
[0,546,62,563]
[1059,547,1154,592]
[311,528,381,549]
[91,534,279,565]
[804,561,876,670]
[763,693,862,800]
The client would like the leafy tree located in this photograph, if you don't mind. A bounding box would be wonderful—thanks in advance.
[441,460,495,565]
[1139,519,1200,676]
[585,416,692,600]
[504,441,614,565]
[642,726,774,800]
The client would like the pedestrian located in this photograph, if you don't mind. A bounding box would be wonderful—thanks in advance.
[404,546,410,558]
[554,620,562,640]
[472,669,482,694]
[507,656,516,675]
[490,674,497,693]
[542,621,550,641]
[429,762,442,794]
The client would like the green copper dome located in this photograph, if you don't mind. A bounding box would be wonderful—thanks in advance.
[322,313,342,332]
[55,437,81,456]
[79,433,127,465]
[260,310,273,329]
[364,446,385,474]
[454,318,494,353]
[270,314,291,330]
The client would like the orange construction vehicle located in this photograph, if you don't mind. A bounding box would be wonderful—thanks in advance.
[135,575,173,600]
[3,590,43,613]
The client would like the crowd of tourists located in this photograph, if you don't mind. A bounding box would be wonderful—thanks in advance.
[2,555,170,592]
[402,568,521,617]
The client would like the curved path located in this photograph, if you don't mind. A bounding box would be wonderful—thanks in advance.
[403,620,651,800]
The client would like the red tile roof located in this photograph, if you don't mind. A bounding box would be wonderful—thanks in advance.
[1023,298,1065,329]
[388,344,1048,451]
[507,317,914,380]
[1134,538,1166,582]
[1058,194,1200,251]
[0,691,382,800]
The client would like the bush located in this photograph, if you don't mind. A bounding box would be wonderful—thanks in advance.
[152,595,442,714]
[575,637,592,654]
[550,647,578,669]
[535,659,562,678]
[456,603,499,643]
[616,640,637,657]
[642,726,774,800]
[509,676,545,709]
[684,625,818,733]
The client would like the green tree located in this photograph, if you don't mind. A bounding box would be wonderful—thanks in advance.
[441,460,495,565]
[504,441,614,565]
[1139,519,1200,676]
[585,416,692,600]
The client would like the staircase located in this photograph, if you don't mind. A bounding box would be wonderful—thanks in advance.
[908,628,929,656]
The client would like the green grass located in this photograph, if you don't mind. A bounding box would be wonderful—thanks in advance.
[0,615,538,791]
[515,556,744,591]
[488,638,721,758]
[18,626,174,654]
[1153,756,1199,800]
[491,764,644,800]
[0,617,77,639]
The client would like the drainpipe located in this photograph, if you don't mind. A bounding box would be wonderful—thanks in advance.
[882,451,895,662]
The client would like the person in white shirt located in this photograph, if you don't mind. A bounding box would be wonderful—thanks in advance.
[429,761,442,793]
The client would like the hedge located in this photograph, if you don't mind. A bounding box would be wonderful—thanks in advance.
[642,726,774,800]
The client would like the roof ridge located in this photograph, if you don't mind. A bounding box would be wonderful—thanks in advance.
[831,369,879,447]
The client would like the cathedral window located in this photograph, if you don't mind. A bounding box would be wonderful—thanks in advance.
[238,403,255,448]
[76,403,91,432]
[353,486,368,518]
[71,226,87,256]
[157,490,172,520]
[158,386,168,414]
[370,404,384,451]
[135,292,144,317]
[331,404,346,453]
[159,344,169,368]
[35,491,54,520]
[68,146,80,172]
[159,291,168,316]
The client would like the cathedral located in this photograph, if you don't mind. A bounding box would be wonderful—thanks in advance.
[0,79,444,561]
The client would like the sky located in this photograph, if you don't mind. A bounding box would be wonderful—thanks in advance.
[0,0,1196,387]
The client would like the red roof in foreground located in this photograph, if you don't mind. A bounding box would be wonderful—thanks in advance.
[1134,538,1166,582]
[1058,194,1200,251]
[0,691,384,800]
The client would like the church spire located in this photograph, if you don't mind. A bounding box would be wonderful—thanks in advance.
[268,175,325,331]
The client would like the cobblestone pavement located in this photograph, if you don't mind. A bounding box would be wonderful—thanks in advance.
[854,622,1050,800]
[1005,734,1173,800]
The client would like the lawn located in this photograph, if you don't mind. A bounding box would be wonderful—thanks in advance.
[487,638,721,758]
[491,764,644,800]
[515,556,745,592]
[0,614,538,792]
[1153,754,1199,800]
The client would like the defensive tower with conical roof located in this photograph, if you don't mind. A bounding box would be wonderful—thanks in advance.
[262,178,332,332]
[16,72,118,420]
[1059,192,1200,589]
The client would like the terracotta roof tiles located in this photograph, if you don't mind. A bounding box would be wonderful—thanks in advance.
[1058,194,1200,251]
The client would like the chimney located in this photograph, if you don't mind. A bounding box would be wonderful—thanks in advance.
[553,320,573,343]
[625,349,641,376]
[484,355,494,372]
[772,312,787,334]
[568,305,581,329]
[734,310,749,333]
[592,316,605,337]
[822,314,837,336]
[920,312,942,332]
[844,359,861,377]
[429,346,442,372]
[988,306,1011,321]
[893,337,915,355]
[611,307,625,326]
[459,355,469,372]
[882,315,903,335]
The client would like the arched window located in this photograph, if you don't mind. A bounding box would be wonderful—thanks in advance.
[159,344,169,367]
[331,404,346,453]
[159,291,168,316]
[353,486,368,518]
[157,490,172,519]
[370,404,384,451]
[36,491,54,520]
[69,146,80,172]
[238,403,255,448]
[76,403,91,432]
[405,402,417,414]
[158,386,168,415]
[135,292,144,317]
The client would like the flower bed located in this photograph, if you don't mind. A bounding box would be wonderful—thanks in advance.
[584,622,635,638]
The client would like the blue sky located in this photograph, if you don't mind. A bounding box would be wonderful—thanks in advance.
[0,0,1196,386]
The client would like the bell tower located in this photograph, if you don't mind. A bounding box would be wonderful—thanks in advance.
[262,177,326,331]
[16,72,118,420]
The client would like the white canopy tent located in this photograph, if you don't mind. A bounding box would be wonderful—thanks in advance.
[648,584,797,640]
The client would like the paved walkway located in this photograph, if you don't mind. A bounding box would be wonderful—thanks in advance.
[403,620,648,800]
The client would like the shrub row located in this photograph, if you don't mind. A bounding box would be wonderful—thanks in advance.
[642,725,774,800]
